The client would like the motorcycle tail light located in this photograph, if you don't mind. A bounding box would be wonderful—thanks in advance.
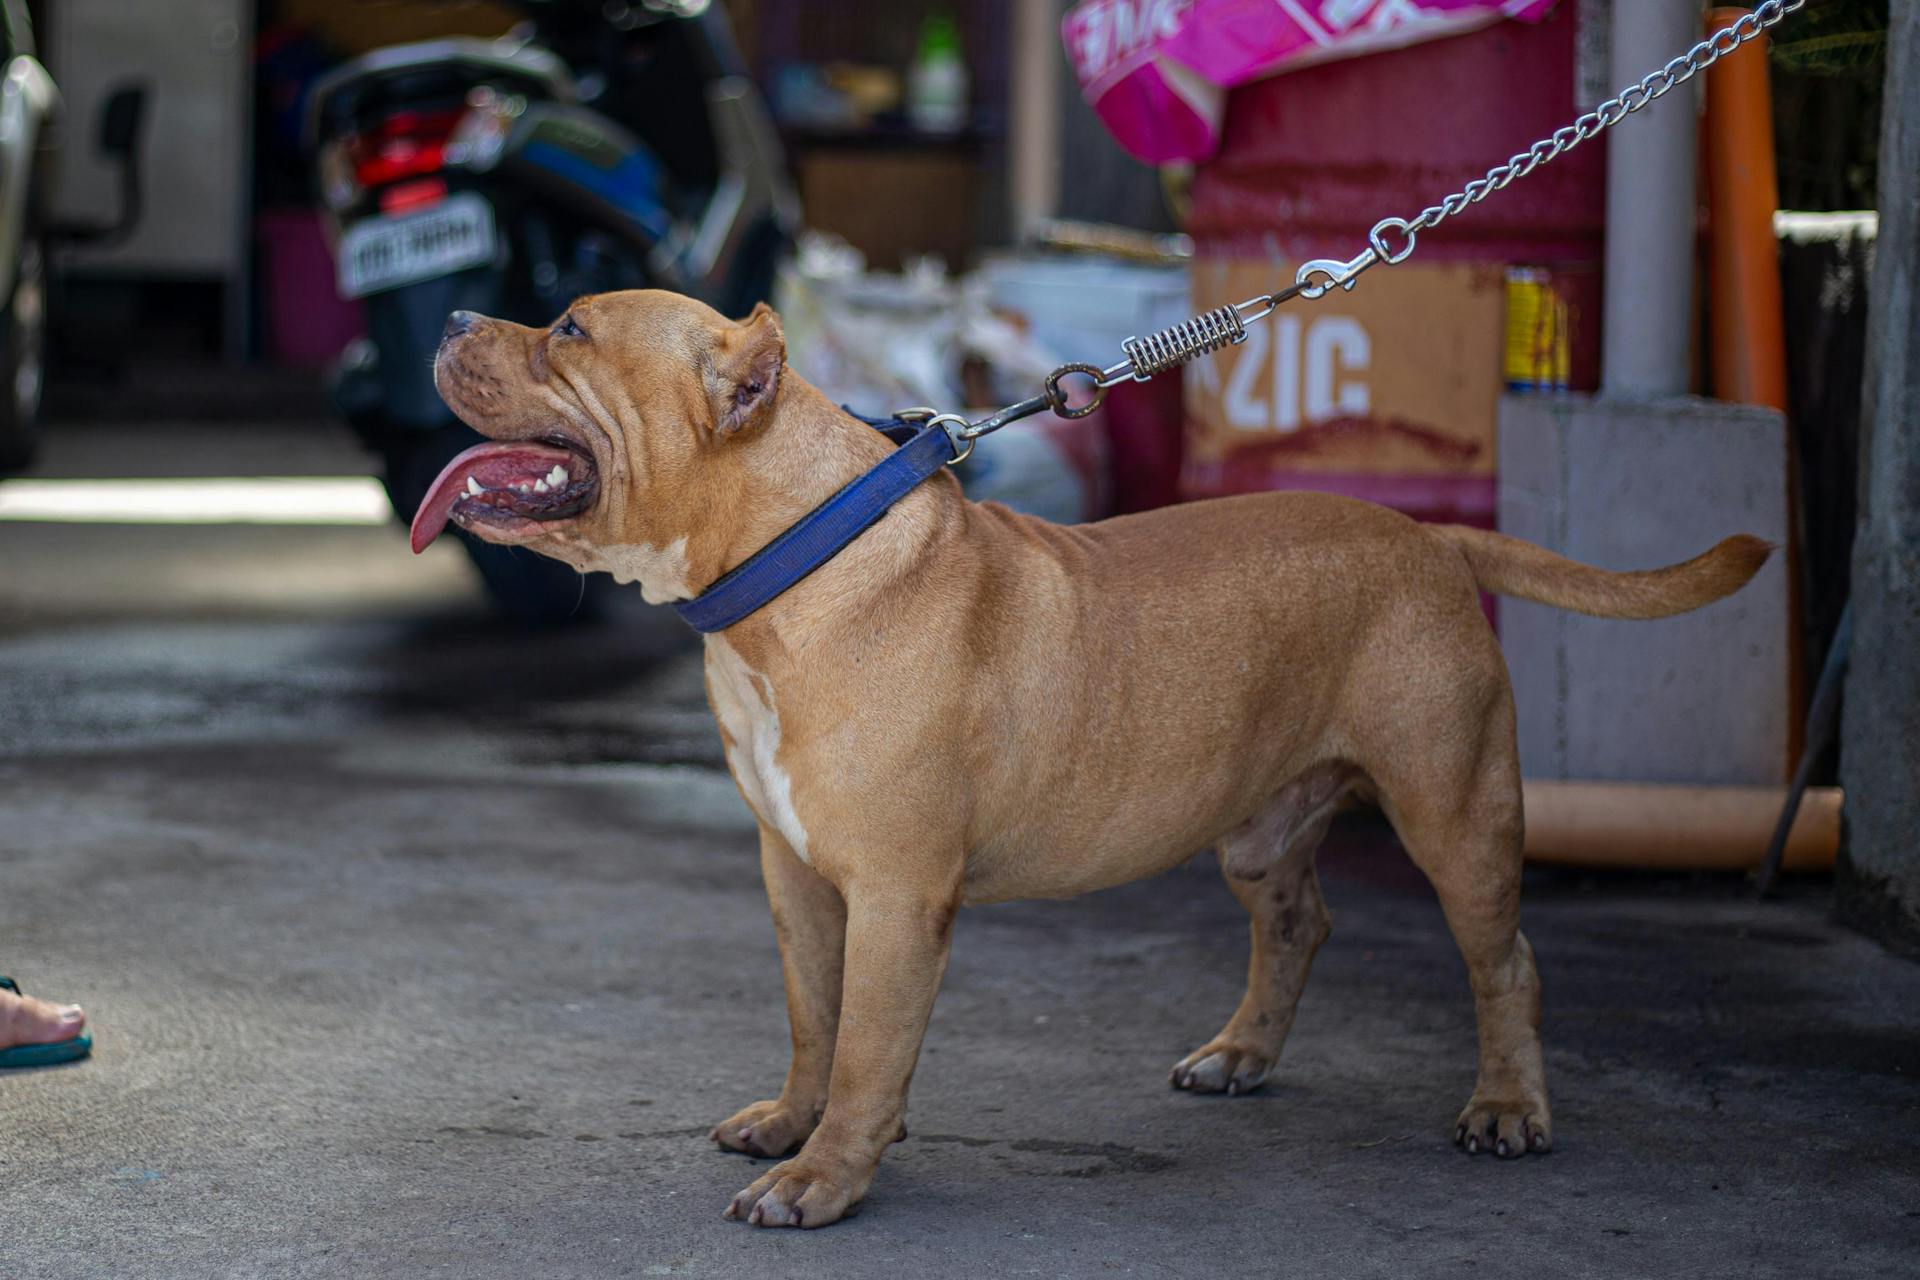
[379,177,447,215]
[350,109,465,189]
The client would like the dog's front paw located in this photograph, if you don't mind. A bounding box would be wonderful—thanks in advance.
[1169,1040,1274,1095]
[1453,1097,1552,1158]
[722,1153,870,1229]
[709,1099,819,1158]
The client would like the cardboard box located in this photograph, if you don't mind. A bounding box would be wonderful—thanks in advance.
[275,1,519,56]
[795,149,981,273]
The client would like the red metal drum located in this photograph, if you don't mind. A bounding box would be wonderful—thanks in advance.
[1180,2,1605,527]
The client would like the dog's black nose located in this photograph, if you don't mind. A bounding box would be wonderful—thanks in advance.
[443,310,478,340]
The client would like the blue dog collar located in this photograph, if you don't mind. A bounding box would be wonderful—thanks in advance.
[672,411,958,634]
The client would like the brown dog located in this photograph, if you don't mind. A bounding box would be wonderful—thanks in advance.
[417,290,1769,1228]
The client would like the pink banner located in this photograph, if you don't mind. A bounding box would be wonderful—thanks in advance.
[1063,0,1558,164]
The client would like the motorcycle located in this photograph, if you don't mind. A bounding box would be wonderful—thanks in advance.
[305,0,796,622]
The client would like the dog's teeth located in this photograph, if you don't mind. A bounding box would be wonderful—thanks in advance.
[550,465,568,486]
[534,479,549,493]
[465,477,482,497]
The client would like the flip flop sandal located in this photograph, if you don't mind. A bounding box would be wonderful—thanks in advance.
[0,976,92,1068]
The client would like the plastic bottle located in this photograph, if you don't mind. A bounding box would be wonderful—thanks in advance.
[908,13,968,135]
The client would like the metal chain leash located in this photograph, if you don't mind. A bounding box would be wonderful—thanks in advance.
[925,0,1807,461]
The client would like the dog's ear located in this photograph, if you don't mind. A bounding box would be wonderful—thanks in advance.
[708,302,785,437]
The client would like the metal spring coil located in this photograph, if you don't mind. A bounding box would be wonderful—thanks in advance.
[1122,305,1248,378]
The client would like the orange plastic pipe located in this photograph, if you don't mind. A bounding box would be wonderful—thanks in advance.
[1703,10,1801,773]
[1522,781,1840,872]
[1703,6,1788,412]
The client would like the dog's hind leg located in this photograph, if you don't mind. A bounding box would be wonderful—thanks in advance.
[1169,767,1348,1095]
[1376,684,1552,1158]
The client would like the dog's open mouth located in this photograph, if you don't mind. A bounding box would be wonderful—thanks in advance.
[409,437,599,553]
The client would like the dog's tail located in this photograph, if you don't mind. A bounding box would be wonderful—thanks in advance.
[1431,526,1772,620]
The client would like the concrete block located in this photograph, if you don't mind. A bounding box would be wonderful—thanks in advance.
[1838,0,1920,952]
[1498,394,1792,785]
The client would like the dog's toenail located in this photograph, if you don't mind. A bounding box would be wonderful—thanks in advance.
[1466,1136,1479,1153]
[1497,1139,1510,1156]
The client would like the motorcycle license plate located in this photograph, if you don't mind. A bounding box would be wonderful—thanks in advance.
[336,193,496,299]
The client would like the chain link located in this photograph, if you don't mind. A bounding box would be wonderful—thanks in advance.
[946,0,1806,449]
[1304,0,1806,299]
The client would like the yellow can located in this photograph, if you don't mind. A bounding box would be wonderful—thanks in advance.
[1505,268,1572,392]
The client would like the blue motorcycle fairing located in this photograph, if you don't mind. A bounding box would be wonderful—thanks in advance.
[518,141,672,244]
[488,103,676,250]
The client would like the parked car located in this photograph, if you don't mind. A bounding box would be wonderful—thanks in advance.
[0,0,145,473]
[0,0,58,471]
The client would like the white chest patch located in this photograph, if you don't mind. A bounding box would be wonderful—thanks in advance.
[600,535,693,604]
[705,637,811,862]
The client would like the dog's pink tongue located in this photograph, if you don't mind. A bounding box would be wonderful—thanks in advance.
[409,440,574,553]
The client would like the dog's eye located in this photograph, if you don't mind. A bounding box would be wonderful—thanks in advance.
[555,315,585,339]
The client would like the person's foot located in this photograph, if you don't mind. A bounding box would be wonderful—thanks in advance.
[0,987,86,1049]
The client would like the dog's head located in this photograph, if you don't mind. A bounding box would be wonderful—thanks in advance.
[414,289,790,602]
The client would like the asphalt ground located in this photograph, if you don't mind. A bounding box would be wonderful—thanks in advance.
[2,420,1915,1278]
